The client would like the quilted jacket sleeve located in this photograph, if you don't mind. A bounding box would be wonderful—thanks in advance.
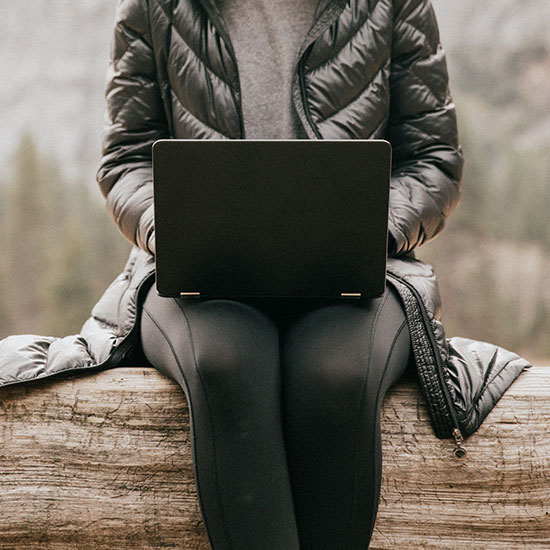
[96,0,169,255]
[386,0,463,256]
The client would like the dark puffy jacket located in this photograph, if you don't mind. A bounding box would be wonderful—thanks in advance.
[0,0,530,449]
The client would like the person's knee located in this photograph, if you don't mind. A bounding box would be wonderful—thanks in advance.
[285,306,372,420]
[316,352,369,414]
[190,301,279,390]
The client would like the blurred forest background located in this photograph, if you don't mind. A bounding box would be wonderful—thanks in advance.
[0,0,549,363]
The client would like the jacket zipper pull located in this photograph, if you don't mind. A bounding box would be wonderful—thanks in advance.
[452,428,467,459]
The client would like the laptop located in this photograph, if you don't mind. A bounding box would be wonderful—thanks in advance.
[152,139,391,299]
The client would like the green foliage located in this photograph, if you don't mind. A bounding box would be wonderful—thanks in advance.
[453,105,550,251]
[498,147,550,248]
[0,133,130,338]
[420,112,550,362]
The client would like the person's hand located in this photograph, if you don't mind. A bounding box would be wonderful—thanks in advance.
[147,230,156,257]
[137,204,155,256]
[387,232,397,257]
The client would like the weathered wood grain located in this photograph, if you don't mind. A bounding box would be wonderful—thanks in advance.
[371,366,550,549]
[0,366,548,549]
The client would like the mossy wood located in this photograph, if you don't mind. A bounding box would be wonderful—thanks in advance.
[0,367,548,549]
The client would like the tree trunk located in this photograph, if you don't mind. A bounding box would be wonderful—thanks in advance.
[0,366,548,549]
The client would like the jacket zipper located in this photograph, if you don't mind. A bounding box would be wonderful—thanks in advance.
[199,0,245,138]
[298,53,322,139]
[295,0,350,139]
[387,272,466,457]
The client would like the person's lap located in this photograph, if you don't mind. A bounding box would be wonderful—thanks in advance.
[140,286,410,550]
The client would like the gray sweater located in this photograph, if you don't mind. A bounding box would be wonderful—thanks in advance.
[216,0,318,138]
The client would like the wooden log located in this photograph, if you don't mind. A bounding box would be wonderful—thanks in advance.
[0,366,548,549]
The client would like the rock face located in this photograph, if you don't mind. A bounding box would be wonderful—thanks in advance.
[0,366,549,549]
[431,0,550,148]
[431,0,550,52]
[0,1,116,183]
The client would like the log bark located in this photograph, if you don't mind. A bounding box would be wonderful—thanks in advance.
[0,366,548,549]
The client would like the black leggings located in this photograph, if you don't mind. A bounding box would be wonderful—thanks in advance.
[140,285,410,550]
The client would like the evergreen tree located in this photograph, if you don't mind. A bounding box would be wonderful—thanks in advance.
[3,133,55,334]
[0,176,10,331]
[0,133,130,339]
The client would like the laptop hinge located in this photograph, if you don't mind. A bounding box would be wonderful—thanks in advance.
[180,292,201,297]
[341,292,362,299]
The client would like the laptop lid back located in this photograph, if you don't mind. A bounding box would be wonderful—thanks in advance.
[153,139,391,299]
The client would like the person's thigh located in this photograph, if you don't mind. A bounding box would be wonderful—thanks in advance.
[282,286,410,550]
[140,289,299,550]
